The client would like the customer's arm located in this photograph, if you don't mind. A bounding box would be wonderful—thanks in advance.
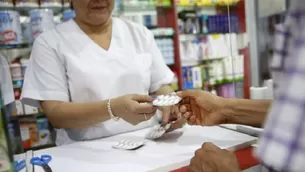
[178,90,271,127]
[222,99,271,127]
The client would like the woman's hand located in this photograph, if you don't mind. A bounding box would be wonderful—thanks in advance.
[177,90,228,126]
[111,94,157,125]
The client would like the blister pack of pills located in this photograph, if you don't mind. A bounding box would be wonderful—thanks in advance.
[145,124,171,140]
[152,93,182,107]
[112,140,145,150]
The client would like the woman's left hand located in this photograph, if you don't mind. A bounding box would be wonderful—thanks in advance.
[159,105,186,132]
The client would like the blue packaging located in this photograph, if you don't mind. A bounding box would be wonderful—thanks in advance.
[144,15,152,27]
[223,15,228,33]
[186,67,193,89]
[200,15,209,34]
[0,11,23,44]
[63,10,75,22]
[206,15,239,33]
[182,67,188,89]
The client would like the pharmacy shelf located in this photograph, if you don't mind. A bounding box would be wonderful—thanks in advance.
[176,0,240,7]
[179,32,240,42]
[122,4,172,12]
[0,43,31,50]
[10,113,45,121]
[181,56,226,66]
[154,35,174,39]
[179,34,204,41]
[0,6,70,15]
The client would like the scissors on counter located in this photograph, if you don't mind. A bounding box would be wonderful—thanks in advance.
[30,154,53,172]
[15,159,26,171]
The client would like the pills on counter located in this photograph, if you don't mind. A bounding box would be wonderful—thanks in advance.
[145,124,171,140]
[152,93,182,107]
[112,140,145,150]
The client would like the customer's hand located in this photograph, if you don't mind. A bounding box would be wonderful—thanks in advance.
[189,142,241,172]
[111,94,157,125]
[159,106,186,132]
[177,90,227,126]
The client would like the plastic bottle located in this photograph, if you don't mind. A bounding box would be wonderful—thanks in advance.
[171,72,179,91]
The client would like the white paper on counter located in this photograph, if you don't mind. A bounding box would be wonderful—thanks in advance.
[32,126,257,172]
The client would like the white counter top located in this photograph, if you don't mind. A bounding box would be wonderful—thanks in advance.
[16,125,257,172]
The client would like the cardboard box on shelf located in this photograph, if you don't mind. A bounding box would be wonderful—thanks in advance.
[15,100,24,116]
[20,122,39,149]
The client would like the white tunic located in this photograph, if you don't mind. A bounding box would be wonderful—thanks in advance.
[21,18,174,145]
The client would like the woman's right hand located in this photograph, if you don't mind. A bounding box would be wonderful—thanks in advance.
[111,94,157,125]
[177,90,229,126]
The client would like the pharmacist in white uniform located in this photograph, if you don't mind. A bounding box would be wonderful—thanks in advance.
[21,0,183,145]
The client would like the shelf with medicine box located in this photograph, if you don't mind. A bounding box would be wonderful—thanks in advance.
[5,100,55,154]
[0,3,64,154]
[0,8,74,48]
[9,113,46,121]
[122,0,172,10]
[176,0,240,7]
[0,43,31,50]
[6,93,55,154]
[13,116,55,154]
[5,90,56,154]
[119,0,182,89]
[174,0,251,98]
[181,56,226,67]
[17,6,69,15]
[0,5,71,16]
[6,97,55,154]
[181,55,245,98]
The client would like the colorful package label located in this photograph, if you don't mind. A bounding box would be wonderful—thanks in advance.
[30,10,55,39]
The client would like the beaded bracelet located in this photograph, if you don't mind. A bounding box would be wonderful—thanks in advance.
[107,99,120,121]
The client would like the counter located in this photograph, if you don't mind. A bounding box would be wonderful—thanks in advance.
[15,125,259,172]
